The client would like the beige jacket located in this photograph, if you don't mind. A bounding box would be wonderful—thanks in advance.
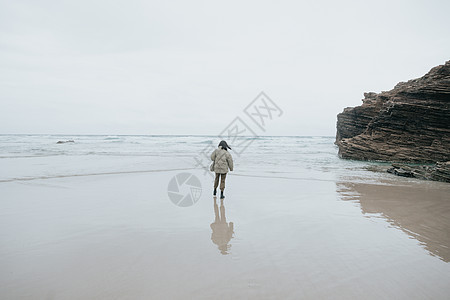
[211,147,234,174]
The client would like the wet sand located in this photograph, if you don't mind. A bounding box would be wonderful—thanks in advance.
[1,171,450,299]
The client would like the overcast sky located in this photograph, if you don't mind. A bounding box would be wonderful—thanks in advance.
[1,0,449,136]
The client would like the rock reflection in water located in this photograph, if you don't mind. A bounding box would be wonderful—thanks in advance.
[210,197,234,255]
[337,181,450,262]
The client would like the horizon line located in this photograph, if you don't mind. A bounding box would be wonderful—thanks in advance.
[0,133,335,138]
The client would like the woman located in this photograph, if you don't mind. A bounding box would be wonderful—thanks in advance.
[211,140,234,199]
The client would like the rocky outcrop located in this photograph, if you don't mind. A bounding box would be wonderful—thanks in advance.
[336,61,450,163]
[387,162,450,183]
[56,140,74,144]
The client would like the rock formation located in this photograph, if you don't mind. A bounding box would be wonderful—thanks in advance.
[336,61,450,163]
[387,162,450,183]
[56,140,74,144]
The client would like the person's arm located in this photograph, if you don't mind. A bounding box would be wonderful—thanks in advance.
[227,153,234,171]
[211,149,216,161]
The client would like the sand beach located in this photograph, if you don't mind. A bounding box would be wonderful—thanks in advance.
[1,159,449,299]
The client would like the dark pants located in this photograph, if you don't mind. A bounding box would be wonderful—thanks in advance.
[214,173,227,191]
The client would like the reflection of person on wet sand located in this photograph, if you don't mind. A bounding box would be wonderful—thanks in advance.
[210,197,234,255]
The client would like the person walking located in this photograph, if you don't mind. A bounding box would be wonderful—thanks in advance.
[211,140,234,199]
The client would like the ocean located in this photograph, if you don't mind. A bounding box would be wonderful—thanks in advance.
[0,134,396,184]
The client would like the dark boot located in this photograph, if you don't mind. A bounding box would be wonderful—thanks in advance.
[220,191,225,199]
[213,189,217,196]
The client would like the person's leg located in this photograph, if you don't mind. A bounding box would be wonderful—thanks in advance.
[220,173,227,199]
[220,173,227,191]
[213,173,220,195]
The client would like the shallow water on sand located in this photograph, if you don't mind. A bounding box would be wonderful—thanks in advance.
[1,135,449,299]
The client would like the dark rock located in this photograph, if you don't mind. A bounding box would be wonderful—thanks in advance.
[387,161,450,183]
[336,61,450,163]
[56,140,74,144]
[387,166,414,177]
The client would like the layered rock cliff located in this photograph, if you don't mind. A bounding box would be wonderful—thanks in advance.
[336,61,450,163]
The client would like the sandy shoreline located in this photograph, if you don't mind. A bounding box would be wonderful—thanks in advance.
[1,170,449,299]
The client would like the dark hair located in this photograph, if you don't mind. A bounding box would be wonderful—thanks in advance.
[218,140,231,151]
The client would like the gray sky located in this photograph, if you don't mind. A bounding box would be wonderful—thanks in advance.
[1,0,449,136]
